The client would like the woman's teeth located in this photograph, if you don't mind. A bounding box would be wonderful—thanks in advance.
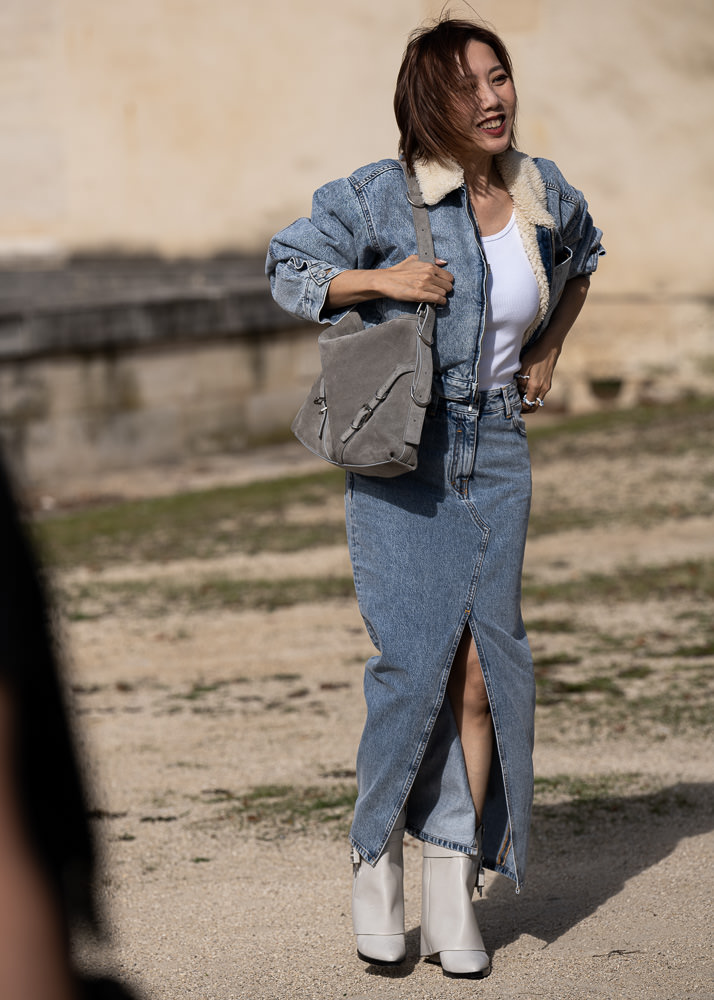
[480,116,505,130]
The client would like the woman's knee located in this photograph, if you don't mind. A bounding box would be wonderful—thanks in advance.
[462,669,490,717]
[450,639,491,717]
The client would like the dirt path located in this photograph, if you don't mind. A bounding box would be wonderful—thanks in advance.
[60,427,713,1000]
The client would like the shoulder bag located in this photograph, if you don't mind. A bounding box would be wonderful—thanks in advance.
[290,165,435,477]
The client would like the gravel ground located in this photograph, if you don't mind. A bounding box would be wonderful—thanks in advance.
[56,427,714,1000]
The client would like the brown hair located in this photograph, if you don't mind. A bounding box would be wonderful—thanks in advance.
[394,16,516,171]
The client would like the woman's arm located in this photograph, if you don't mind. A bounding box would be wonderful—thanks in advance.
[517,275,590,414]
[325,255,454,309]
[326,254,454,309]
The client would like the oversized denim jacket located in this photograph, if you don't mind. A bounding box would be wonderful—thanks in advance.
[266,150,604,401]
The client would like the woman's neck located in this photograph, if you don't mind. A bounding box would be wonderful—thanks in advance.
[462,154,501,197]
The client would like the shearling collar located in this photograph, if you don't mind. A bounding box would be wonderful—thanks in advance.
[412,149,556,340]
[412,148,553,221]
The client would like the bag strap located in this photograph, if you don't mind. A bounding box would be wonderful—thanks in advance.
[400,163,435,412]
[402,164,436,268]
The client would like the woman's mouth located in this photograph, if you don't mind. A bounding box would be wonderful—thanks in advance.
[477,115,507,137]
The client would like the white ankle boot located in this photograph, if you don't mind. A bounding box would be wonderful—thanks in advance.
[351,810,406,965]
[420,835,490,978]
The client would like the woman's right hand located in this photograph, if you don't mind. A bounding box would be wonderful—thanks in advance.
[325,256,454,309]
[379,255,454,305]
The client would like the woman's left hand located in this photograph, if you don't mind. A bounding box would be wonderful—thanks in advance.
[515,339,561,415]
[515,275,591,416]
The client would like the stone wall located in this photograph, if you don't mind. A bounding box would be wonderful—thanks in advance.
[0,257,319,493]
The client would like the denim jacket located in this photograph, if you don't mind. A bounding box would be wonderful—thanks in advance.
[266,150,604,401]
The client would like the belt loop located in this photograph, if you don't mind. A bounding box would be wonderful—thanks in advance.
[502,385,512,418]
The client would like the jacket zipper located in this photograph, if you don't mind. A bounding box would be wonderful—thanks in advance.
[465,191,489,411]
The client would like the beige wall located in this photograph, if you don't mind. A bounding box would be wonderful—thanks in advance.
[1,0,713,298]
[434,0,714,297]
[0,0,417,256]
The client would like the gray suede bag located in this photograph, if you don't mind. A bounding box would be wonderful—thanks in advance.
[291,166,436,477]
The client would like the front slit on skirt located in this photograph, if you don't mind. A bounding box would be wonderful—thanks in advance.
[345,383,536,890]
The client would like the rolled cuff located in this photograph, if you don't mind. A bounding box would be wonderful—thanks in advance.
[268,257,348,324]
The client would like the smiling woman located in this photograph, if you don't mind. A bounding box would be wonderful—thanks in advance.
[266,13,604,981]
[394,19,517,173]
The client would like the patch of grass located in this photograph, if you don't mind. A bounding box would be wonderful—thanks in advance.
[535,652,582,668]
[617,665,654,680]
[526,617,577,634]
[537,673,623,705]
[61,574,356,619]
[215,782,358,836]
[528,499,713,538]
[523,560,714,604]
[538,667,713,735]
[534,772,646,803]
[528,395,714,451]
[531,776,707,837]
[671,641,714,658]
[626,692,712,732]
[177,681,227,701]
[34,469,346,569]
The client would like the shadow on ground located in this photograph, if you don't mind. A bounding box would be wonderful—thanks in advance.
[361,782,713,978]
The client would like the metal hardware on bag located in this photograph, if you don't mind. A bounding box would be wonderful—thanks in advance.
[350,404,373,430]
[314,393,329,439]
[416,302,434,346]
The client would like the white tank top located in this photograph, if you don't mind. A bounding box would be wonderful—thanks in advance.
[478,213,540,391]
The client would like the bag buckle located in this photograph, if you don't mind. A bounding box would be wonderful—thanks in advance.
[350,404,373,430]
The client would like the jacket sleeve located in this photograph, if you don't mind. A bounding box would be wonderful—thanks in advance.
[560,180,605,279]
[541,161,605,280]
[563,186,605,280]
[265,175,379,324]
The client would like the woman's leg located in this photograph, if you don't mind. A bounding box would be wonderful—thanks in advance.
[446,630,493,825]
[420,630,493,979]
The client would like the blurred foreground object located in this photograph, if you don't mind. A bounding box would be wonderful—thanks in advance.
[0,454,141,999]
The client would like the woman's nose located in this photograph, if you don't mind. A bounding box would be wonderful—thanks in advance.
[479,83,500,110]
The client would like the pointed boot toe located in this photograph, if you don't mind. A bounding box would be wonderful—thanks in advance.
[438,948,491,978]
[356,933,407,965]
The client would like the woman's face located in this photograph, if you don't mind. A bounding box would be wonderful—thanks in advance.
[456,40,517,158]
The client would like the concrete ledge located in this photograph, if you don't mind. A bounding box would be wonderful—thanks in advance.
[0,254,301,360]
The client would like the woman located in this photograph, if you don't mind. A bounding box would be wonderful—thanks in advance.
[267,16,603,979]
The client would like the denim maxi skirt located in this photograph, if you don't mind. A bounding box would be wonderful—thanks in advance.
[346,381,535,890]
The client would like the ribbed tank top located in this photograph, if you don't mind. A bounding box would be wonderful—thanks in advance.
[478,213,540,391]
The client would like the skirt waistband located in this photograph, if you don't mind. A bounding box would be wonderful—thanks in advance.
[431,380,521,416]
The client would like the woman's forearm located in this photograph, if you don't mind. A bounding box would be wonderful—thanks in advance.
[326,256,454,310]
[539,275,591,352]
[325,269,386,309]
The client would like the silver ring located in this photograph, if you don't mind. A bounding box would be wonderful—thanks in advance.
[515,373,530,380]
[522,396,535,406]
[536,397,545,407]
